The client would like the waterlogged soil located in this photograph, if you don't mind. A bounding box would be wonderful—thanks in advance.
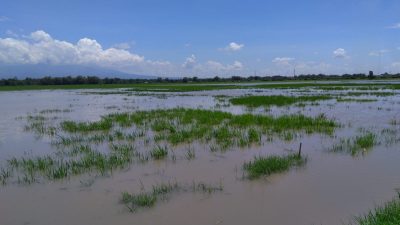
[0,84,400,225]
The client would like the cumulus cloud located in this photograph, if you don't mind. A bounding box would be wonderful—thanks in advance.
[387,23,400,29]
[182,54,197,69]
[0,30,154,70]
[181,56,244,76]
[272,57,294,66]
[333,48,347,58]
[223,42,244,51]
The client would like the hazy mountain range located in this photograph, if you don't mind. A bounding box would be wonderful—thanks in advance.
[0,64,156,79]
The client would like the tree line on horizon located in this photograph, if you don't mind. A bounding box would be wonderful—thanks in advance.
[0,72,399,86]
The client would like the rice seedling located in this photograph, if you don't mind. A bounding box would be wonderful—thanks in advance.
[243,153,307,179]
[191,181,224,194]
[121,182,179,211]
[122,192,157,211]
[121,181,222,212]
[330,132,378,156]
[336,98,377,103]
[6,108,337,184]
[229,95,332,107]
[150,145,169,159]
[61,119,113,133]
[349,193,400,225]
[185,147,196,160]
[355,133,377,149]
[346,91,395,97]
[3,143,137,183]
[0,168,11,185]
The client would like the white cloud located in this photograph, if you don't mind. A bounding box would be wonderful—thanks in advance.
[272,57,294,66]
[223,42,244,51]
[182,53,243,73]
[230,61,243,70]
[5,30,18,37]
[111,42,133,50]
[369,49,388,56]
[387,23,400,29]
[0,31,246,77]
[182,54,197,69]
[333,48,347,58]
[205,60,243,71]
[0,30,149,70]
[0,16,9,22]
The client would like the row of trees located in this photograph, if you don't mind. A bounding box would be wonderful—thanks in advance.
[1,73,400,86]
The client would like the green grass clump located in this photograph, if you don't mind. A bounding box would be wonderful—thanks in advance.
[346,92,395,97]
[331,132,377,156]
[351,194,400,225]
[121,181,222,212]
[229,95,332,107]
[336,98,377,103]
[121,182,179,211]
[243,153,306,179]
[0,168,12,185]
[121,192,157,209]
[4,144,136,184]
[150,145,168,159]
[61,119,113,132]
[355,133,377,149]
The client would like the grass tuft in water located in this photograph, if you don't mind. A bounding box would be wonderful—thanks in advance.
[243,153,306,179]
[350,193,400,225]
[150,145,169,159]
[121,181,223,212]
[331,132,378,156]
[230,95,332,107]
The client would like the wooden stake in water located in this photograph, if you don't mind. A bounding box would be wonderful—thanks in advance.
[298,142,302,157]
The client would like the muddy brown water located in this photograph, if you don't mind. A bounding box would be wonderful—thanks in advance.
[0,86,400,225]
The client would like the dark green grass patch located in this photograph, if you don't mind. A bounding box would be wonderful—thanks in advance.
[330,132,378,156]
[346,92,396,97]
[336,98,377,103]
[229,95,332,107]
[243,153,307,179]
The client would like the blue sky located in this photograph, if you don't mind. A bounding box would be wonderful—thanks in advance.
[0,0,400,77]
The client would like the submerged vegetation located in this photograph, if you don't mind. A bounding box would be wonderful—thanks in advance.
[243,153,307,179]
[0,108,337,185]
[230,95,332,107]
[330,132,378,156]
[121,181,223,212]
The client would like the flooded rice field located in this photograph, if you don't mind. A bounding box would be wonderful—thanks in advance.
[0,82,400,225]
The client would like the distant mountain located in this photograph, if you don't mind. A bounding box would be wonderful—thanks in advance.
[0,64,156,79]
